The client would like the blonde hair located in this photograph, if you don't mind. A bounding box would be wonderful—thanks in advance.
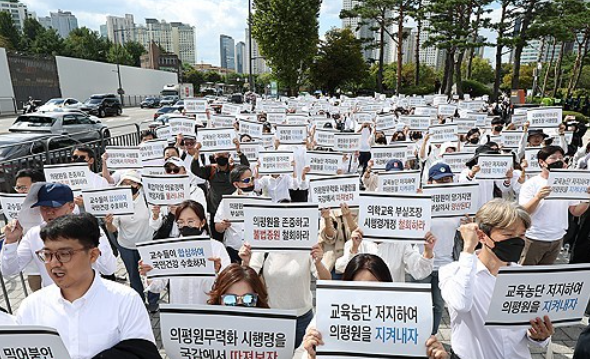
[475,199,531,235]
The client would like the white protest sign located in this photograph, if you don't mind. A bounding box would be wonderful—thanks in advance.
[547,169,590,201]
[375,115,396,131]
[377,170,421,193]
[221,195,272,223]
[239,119,264,138]
[142,174,190,205]
[184,99,208,113]
[243,203,319,250]
[316,281,432,359]
[433,96,448,106]
[136,236,215,279]
[43,163,91,191]
[82,187,134,216]
[267,112,287,124]
[475,154,512,180]
[438,104,457,117]
[548,130,573,149]
[221,103,241,116]
[485,264,590,327]
[197,128,236,153]
[169,117,196,136]
[156,125,173,141]
[105,146,142,170]
[409,97,426,107]
[465,112,488,127]
[501,131,524,149]
[0,326,71,359]
[193,112,209,125]
[358,192,431,243]
[370,145,408,171]
[309,175,360,208]
[232,142,262,164]
[401,116,430,131]
[0,194,26,222]
[525,147,542,174]
[315,129,337,148]
[527,107,562,129]
[261,134,275,149]
[454,118,477,134]
[353,112,375,124]
[276,124,307,144]
[312,117,335,129]
[423,183,479,218]
[142,165,167,176]
[140,139,168,162]
[305,151,343,174]
[258,151,294,174]
[512,114,527,128]
[285,115,309,125]
[160,305,296,359]
[429,124,458,143]
[209,115,235,128]
[413,107,438,117]
[442,152,471,174]
[334,133,361,153]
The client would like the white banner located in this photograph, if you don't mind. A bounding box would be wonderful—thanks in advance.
[82,187,134,216]
[142,165,167,176]
[142,174,190,205]
[0,194,26,222]
[169,117,197,136]
[315,129,337,148]
[413,107,438,118]
[267,112,287,124]
[140,139,168,162]
[375,115,396,131]
[465,112,488,127]
[525,147,542,174]
[501,131,524,149]
[136,236,215,279]
[155,125,173,141]
[309,175,360,208]
[221,104,241,116]
[316,281,432,359]
[485,264,590,328]
[197,128,236,153]
[334,133,361,153]
[232,142,262,164]
[43,163,92,191]
[105,146,142,170]
[306,151,343,174]
[0,326,71,359]
[377,170,421,193]
[221,195,272,223]
[209,115,235,128]
[401,116,430,131]
[286,115,309,125]
[438,104,457,117]
[454,118,477,134]
[547,169,590,201]
[441,152,471,174]
[358,192,431,243]
[184,99,208,113]
[370,145,409,171]
[276,124,307,144]
[422,183,479,218]
[527,107,562,129]
[239,119,264,138]
[429,124,458,143]
[353,112,375,124]
[258,151,294,174]
[243,203,319,250]
[475,154,513,180]
[160,305,296,359]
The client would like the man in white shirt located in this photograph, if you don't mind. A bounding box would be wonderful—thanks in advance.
[519,145,590,265]
[16,213,157,359]
[1,183,117,287]
[70,147,109,208]
[439,199,554,359]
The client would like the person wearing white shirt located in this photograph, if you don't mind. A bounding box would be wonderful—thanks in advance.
[254,160,305,202]
[518,146,590,265]
[1,183,117,287]
[439,199,554,359]
[16,213,157,359]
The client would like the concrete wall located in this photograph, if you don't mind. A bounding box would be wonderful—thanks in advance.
[0,48,16,114]
[56,56,178,101]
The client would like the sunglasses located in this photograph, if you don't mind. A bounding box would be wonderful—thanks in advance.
[71,155,88,161]
[221,293,258,307]
[165,166,181,174]
[241,176,254,184]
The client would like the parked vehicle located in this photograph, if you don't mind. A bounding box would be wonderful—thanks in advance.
[9,112,109,142]
[153,106,179,119]
[159,96,179,106]
[140,97,160,109]
[161,83,194,100]
[80,94,122,118]
[38,98,84,112]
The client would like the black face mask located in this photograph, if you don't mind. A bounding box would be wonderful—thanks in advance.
[216,156,229,166]
[494,126,503,132]
[179,226,204,237]
[131,186,140,195]
[487,236,525,263]
[469,137,480,144]
[241,185,255,193]
[546,160,564,170]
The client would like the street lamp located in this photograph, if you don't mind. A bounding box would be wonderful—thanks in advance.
[248,0,254,92]
[111,27,128,106]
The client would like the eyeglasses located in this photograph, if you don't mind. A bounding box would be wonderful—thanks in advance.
[184,141,196,147]
[241,177,254,184]
[71,155,88,161]
[221,293,258,307]
[165,166,181,174]
[176,220,200,228]
[14,185,29,192]
[35,248,89,264]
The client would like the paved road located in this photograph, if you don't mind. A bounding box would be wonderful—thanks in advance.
[0,107,159,137]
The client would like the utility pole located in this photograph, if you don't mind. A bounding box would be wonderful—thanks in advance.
[113,28,125,106]
[248,0,254,92]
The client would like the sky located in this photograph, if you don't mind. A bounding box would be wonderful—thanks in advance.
[25,0,500,66]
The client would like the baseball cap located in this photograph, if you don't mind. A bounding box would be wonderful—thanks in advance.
[165,156,185,168]
[429,163,454,180]
[385,159,404,172]
[31,183,74,208]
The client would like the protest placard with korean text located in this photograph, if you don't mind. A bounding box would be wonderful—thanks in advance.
[221,195,272,223]
[377,170,421,193]
[169,117,196,136]
[422,183,479,218]
[105,146,142,170]
[0,326,71,359]
[239,119,264,138]
[309,175,360,208]
[370,145,409,171]
[334,133,361,153]
[305,151,343,174]
[0,194,26,222]
[276,124,307,144]
[258,151,294,175]
[142,174,190,205]
[547,169,590,201]
[197,128,236,153]
[475,154,513,180]
[43,163,91,191]
[140,139,168,162]
[82,187,134,217]
[527,107,562,129]
[429,124,459,143]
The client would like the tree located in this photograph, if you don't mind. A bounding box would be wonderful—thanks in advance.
[462,56,494,84]
[511,0,543,90]
[490,0,518,101]
[107,44,134,66]
[309,28,368,95]
[124,41,146,67]
[252,0,321,95]
[564,1,590,96]
[21,17,45,51]
[184,68,205,92]
[64,27,110,62]
[31,29,64,56]
[503,63,535,90]
[0,11,21,50]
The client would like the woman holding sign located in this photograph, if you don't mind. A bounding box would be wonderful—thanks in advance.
[208,263,270,308]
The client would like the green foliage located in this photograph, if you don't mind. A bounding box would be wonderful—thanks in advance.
[0,11,21,50]
[462,57,494,84]
[382,62,437,91]
[562,111,589,123]
[106,44,134,66]
[309,28,368,95]
[63,27,110,62]
[462,79,492,97]
[21,17,45,51]
[252,0,321,95]
[502,63,535,91]
[184,68,205,91]
[124,41,146,67]
[30,29,64,56]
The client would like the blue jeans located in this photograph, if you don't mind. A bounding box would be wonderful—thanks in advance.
[118,244,159,306]
[410,271,443,335]
[295,309,314,349]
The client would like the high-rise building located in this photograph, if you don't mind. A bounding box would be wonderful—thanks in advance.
[171,22,196,65]
[0,0,30,32]
[106,14,136,45]
[220,34,236,70]
[245,28,271,75]
[99,24,108,38]
[38,10,78,38]
[235,41,245,74]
